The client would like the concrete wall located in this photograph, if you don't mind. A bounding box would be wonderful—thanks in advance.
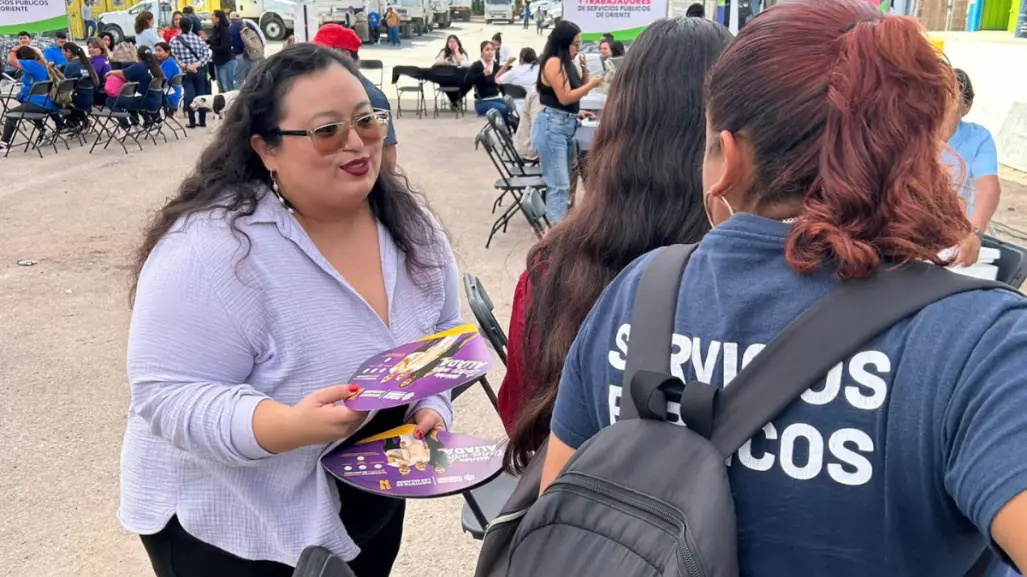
[940,32,1027,171]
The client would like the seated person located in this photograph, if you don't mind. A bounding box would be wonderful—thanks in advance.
[43,31,69,67]
[0,46,60,152]
[61,42,100,128]
[154,42,183,114]
[497,47,540,89]
[943,68,1001,268]
[467,40,512,121]
[435,34,470,66]
[105,46,165,132]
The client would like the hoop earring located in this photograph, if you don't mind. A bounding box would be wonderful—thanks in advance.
[270,171,294,215]
[703,191,734,227]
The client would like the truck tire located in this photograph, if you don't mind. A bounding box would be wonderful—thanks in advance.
[104,24,124,43]
[261,15,287,41]
[415,18,424,35]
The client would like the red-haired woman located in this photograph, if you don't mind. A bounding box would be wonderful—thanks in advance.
[540,0,1027,575]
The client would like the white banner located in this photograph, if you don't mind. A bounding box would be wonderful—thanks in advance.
[563,0,668,40]
[0,0,67,35]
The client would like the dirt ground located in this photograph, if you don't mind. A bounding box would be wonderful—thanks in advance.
[3,19,1027,577]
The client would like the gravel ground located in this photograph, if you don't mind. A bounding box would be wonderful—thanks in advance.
[3,19,1027,577]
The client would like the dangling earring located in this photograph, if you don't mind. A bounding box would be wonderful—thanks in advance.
[270,171,294,215]
[703,191,734,227]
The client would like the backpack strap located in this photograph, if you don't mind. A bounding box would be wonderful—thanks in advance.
[620,244,697,421]
[709,263,1010,458]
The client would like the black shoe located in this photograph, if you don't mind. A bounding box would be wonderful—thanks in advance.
[197,123,207,127]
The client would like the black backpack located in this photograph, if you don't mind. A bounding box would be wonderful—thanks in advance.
[478,244,1009,577]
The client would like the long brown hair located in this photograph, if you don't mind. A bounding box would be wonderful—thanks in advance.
[706,0,967,280]
[134,10,154,34]
[503,17,732,473]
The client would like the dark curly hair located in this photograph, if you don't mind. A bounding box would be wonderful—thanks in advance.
[131,43,442,303]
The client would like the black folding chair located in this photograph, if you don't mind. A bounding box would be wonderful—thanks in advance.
[1,73,21,115]
[983,234,1027,288]
[89,81,142,154]
[391,65,427,119]
[485,108,541,177]
[161,73,188,140]
[359,59,385,89]
[39,78,78,153]
[462,273,509,366]
[519,187,550,239]
[428,64,467,119]
[139,77,168,146]
[476,126,546,248]
[501,83,527,99]
[66,78,98,146]
[3,80,55,158]
[460,472,519,540]
[502,94,520,132]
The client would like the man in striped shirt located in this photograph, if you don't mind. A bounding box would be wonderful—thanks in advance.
[170,18,212,127]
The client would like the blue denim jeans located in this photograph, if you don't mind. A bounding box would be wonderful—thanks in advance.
[234,54,255,87]
[531,106,578,224]
[215,59,237,93]
[388,26,400,45]
[475,98,508,123]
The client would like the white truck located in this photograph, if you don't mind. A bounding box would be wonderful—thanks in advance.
[484,0,514,24]
[431,0,452,29]
[235,0,298,41]
[449,0,471,22]
[391,0,434,36]
[98,0,200,43]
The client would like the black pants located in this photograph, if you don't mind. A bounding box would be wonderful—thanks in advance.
[1,103,49,143]
[182,70,209,126]
[140,406,409,577]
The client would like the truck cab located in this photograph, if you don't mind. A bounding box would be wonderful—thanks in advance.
[449,0,471,21]
[98,0,214,43]
[234,0,297,41]
[484,0,514,24]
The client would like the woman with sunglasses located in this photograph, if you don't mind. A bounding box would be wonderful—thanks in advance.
[121,43,459,577]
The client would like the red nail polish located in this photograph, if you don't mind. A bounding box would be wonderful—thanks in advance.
[348,384,359,393]
[415,430,423,439]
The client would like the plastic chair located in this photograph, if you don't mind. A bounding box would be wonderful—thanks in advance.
[358,59,385,89]
[139,77,168,146]
[3,80,55,157]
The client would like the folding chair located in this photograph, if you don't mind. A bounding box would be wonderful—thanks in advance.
[460,472,519,540]
[161,73,188,140]
[462,273,509,366]
[502,94,520,132]
[358,59,385,89]
[44,78,80,152]
[139,77,168,146]
[983,235,1027,288]
[89,81,143,154]
[3,80,55,158]
[477,126,547,248]
[0,73,20,115]
[500,83,527,99]
[66,78,98,146]
[519,187,550,239]
[429,65,467,119]
[391,65,427,119]
[485,108,541,177]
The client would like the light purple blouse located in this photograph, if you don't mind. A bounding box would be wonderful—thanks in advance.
[119,187,459,565]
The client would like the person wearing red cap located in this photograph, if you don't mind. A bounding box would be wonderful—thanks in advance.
[312,24,398,171]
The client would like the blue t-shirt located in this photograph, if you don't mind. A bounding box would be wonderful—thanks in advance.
[123,62,161,109]
[43,44,67,66]
[360,73,396,146]
[943,120,998,218]
[368,11,381,28]
[63,60,94,110]
[160,58,183,107]
[552,214,1027,577]
[18,59,57,110]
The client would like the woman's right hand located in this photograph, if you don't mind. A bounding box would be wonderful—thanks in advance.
[287,384,368,447]
[254,384,368,454]
[588,75,604,89]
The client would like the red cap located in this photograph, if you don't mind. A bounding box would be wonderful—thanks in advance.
[312,24,362,54]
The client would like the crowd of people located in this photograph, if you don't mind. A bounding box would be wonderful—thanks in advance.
[104,0,1027,576]
[0,9,266,151]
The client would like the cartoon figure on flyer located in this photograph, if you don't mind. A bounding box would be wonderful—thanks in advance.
[383,434,417,475]
[383,333,475,388]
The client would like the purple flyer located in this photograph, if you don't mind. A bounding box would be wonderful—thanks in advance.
[344,324,493,411]
[321,425,504,498]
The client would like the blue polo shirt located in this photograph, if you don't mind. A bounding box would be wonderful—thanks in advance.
[18,59,57,110]
[43,44,67,66]
[160,58,182,107]
[943,120,998,218]
[552,213,1027,577]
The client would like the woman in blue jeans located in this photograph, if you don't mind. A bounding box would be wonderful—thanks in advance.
[532,21,603,223]
[467,40,513,122]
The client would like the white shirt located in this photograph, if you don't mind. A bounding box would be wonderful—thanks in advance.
[497,62,538,88]
[120,188,459,565]
[497,44,510,63]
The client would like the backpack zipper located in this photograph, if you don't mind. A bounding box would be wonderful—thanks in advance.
[547,472,706,577]
[481,507,528,539]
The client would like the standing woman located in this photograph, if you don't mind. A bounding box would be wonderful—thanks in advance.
[533,20,602,224]
[163,11,183,43]
[501,16,731,457]
[170,17,212,128]
[541,1,1027,575]
[135,10,162,49]
[209,9,236,92]
[121,43,458,577]
[466,40,512,120]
